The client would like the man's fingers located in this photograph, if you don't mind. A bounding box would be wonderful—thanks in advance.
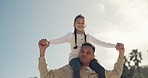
[38,39,48,46]
[116,43,124,48]
[46,40,50,45]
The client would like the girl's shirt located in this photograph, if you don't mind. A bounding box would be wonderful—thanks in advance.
[50,32,116,61]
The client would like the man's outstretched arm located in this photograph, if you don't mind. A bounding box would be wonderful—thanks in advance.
[38,39,50,78]
[106,43,125,78]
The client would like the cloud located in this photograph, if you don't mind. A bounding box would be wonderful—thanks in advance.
[93,3,105,13]
[91,0,148,68]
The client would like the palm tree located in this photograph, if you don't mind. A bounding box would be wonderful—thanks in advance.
[121,56,130,78]
[129,49,142,71]
[124,56,131,67]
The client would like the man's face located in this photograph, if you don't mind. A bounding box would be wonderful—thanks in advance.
[79,45,95,67]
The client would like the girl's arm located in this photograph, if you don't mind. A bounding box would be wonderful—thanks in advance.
[49,33,72,44]
[87,34,116,48]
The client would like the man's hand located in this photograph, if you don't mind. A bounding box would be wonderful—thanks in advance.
[115,43,125,59]
[38,39,50,57]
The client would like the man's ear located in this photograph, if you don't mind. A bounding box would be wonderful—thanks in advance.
[92,55,95,59]
[84,24,87,28]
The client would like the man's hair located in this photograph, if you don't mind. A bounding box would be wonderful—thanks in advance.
[81,42,95,52]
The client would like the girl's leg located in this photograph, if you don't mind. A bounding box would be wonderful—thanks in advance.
[69,58,81,78]
[89,59,106,78]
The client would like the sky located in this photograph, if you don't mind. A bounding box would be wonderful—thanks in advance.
[0,0,148,78]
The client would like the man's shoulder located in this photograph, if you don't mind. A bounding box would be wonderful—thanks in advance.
[60,64,71,69]
[61,64,70,67]
[54,64,72,75]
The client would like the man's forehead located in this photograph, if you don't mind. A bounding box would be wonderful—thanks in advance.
[81,46,93,51]
[81,42,95,52]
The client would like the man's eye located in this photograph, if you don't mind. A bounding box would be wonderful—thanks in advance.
[87,52,91,54]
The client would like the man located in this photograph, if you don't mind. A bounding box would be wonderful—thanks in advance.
[38,39,125,78]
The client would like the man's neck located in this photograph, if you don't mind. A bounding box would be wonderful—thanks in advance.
[81,64,89,67]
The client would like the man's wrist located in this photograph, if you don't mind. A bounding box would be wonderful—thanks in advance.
[40,49,45,57]
[40,54,45,57]
[119,52,124,59]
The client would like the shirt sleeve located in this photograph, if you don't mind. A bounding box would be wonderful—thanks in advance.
[50,33,72,44]
[105,58,125,78]
[87,34,116,48]
[38,57,50,78]
[38,57,72,78]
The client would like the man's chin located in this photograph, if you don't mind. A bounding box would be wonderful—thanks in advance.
[80,59,87,63]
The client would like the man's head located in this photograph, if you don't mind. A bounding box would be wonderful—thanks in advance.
[79,42,95,67]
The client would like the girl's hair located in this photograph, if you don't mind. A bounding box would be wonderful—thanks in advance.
[73,14,87,49]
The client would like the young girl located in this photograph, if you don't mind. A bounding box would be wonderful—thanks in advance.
[48,14,116,78]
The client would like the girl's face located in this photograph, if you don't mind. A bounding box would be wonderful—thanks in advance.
[74,17,86,33]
